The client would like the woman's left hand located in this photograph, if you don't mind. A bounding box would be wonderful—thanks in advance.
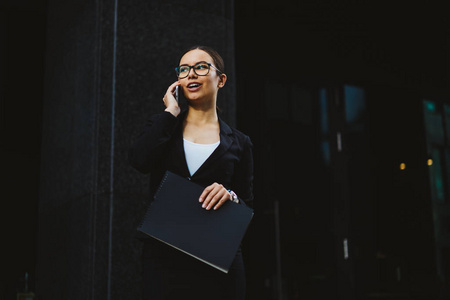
[199,183,230,210]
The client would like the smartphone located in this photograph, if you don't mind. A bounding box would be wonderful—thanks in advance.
[175,86,179,103]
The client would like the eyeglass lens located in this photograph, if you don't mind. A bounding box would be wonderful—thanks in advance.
[177,63,210,78]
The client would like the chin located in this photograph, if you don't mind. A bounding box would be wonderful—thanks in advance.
[186,93,204,102]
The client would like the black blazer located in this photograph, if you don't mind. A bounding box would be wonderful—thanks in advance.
[129,111,254,207]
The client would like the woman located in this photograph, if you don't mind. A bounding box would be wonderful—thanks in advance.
[129,46,254,300]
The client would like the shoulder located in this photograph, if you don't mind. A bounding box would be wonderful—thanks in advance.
[231,127,253,147]
[219,118,253,148]
[145,111,179,127]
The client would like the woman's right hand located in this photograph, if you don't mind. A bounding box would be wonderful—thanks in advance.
[163,81,181,117]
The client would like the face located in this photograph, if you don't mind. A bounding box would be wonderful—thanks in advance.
[178,49,226,104]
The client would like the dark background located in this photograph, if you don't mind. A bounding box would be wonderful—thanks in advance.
[1,0,46,297]
[1,0,449,299]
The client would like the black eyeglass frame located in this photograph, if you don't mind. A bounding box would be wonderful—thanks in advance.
[174,62,222,79]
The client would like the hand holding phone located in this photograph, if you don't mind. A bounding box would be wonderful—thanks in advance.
[163,81,181,117]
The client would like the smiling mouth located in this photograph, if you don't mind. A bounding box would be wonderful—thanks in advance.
[187,83,201,88]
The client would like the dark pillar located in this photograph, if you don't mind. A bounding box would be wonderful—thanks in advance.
[37,0,235,299]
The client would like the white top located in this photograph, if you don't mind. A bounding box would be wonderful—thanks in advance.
[183,139,220,176]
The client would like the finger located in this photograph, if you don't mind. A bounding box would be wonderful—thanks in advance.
[205,186,228,210]
[167,81,180,93]
[199,184,215,203]
[163,82,180,106]
[205,190,225,210]
[202,184,222,209]
[168,81,180,95]
[213,193,231,210]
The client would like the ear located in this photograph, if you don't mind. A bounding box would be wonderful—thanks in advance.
[218,73,227,88]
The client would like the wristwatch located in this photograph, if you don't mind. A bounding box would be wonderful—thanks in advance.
[228,190,239,203]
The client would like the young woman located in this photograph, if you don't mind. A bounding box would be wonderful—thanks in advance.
[129,46,254,300]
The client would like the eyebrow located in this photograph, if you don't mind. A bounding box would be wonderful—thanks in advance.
[179,61,209,66]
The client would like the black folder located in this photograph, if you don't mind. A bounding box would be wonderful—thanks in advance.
[138,171,254,273]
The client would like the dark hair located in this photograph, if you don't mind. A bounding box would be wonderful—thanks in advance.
[181,45,225,74]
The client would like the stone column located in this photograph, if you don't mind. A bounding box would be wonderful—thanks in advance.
[37,0,235,299]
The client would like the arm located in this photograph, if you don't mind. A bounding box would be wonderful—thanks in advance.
[128,81,181,173]
[128,111,179,173]
[199,135,254,210]
[231,135,254,207]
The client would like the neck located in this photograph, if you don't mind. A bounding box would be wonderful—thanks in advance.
[186,105,218,125]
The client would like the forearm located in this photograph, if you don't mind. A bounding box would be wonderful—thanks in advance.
[129,111,179,173]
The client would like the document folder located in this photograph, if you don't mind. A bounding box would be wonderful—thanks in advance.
[138,171,254,273]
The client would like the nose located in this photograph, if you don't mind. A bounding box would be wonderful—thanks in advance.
[187,67,197,78]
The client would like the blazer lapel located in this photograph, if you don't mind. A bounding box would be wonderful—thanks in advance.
[172,118,191,178]
[172,112,234,178]
[192,118,233,176]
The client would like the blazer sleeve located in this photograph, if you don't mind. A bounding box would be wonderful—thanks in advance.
[233,135,254,208]
[128,112,179,174]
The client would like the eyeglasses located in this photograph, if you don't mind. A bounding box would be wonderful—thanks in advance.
[175,62,222,79]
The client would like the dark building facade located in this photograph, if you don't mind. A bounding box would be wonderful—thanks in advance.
[36,1,236,299]
[1,0,449,299]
